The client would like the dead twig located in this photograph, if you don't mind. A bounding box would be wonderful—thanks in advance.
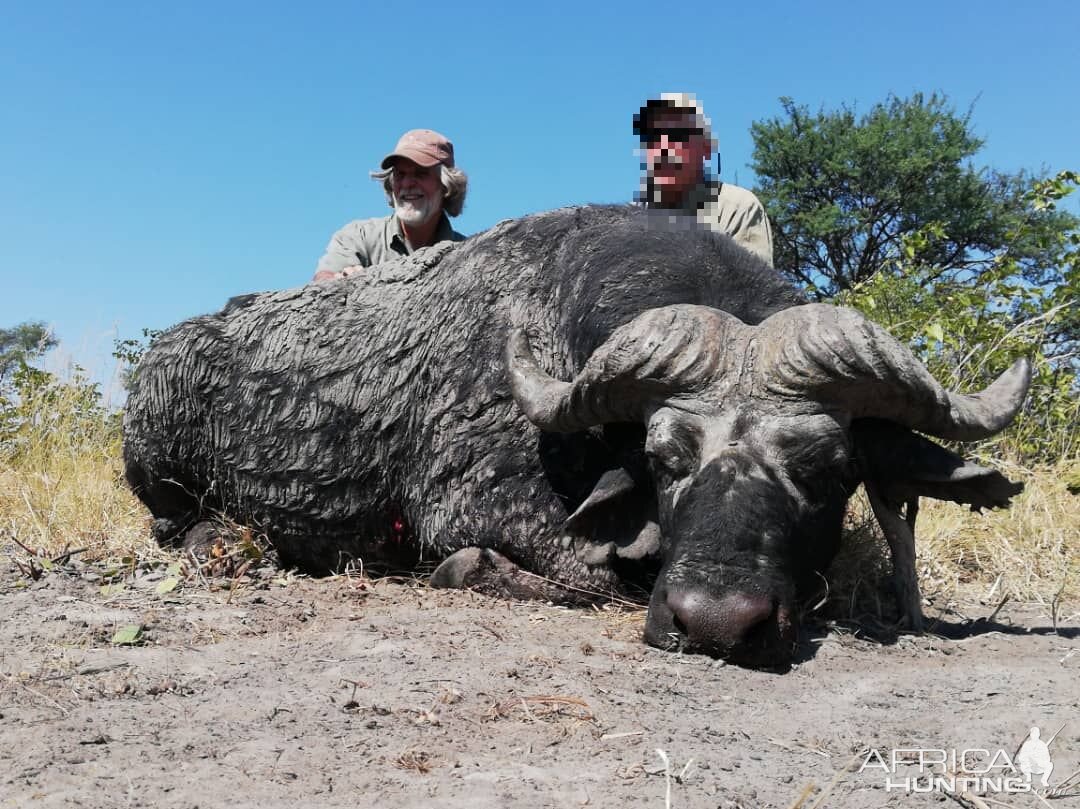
[486,694,593,723]
[945,787,992,809]
[985,594,1011,624]
[656,748,672,809]
[1046,765,1080,798]
[9,678,69,716]
[42,662,130,682]
[1030,790,1054,809]
[4,530,41,558]
[51,547,87,565]
[808,752,862,809]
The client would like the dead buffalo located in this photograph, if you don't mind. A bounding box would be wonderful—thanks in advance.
[123,205,1030,667]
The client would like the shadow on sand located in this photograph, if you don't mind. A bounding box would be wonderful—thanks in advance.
[794,609,1078,665]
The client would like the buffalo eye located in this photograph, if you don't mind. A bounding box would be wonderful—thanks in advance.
[645,411,700,485]
[764,416,852,490]
[646,443,691,483]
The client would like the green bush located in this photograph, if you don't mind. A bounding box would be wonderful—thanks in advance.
[832,171,1079,462]
[0,362,119,461]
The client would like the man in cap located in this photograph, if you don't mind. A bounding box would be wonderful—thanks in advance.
[313,129,468,282]
[634,93,774,265]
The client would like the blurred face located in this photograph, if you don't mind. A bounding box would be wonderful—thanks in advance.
[642,111,712,206]
[391,158,445,227]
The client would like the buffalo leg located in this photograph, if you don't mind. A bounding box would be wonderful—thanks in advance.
[431,547,601,605]
[865,483,924,632]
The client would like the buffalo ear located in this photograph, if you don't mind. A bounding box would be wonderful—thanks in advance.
[852,418,1023,510]
[562,468,661,565]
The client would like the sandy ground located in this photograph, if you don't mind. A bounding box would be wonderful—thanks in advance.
[1,557,1078,809]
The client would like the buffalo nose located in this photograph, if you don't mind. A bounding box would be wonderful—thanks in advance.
[666,589,776,651]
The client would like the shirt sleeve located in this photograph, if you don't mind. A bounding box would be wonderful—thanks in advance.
[699,184,777,267]
[314,221,372,278]
[739,201,775,267]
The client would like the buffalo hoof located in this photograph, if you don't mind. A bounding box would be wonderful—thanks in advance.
[430,548,589,604]
[151,517,188,546]
[182,520,229,560]
[431,548,491,589]
[898,598,926,634]
[430,548,536,598]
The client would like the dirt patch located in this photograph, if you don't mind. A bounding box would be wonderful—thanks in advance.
[1,562,1077,808]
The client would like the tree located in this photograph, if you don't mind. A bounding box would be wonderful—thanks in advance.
[751,93,1077,302]
[751,94,1079,461]
[113,327,163,392]
[0,323,111,458]
[0,321,57,383]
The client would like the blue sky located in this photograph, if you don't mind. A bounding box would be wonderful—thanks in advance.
[3,0,1078,393]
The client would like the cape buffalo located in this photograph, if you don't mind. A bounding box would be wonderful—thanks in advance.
[123,205,1030,667]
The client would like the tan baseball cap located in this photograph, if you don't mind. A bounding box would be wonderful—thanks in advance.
[633,93,714,146]
[380,129,455,169]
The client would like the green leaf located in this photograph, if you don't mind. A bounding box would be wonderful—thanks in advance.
[155,577,179,596]
[111,625,142,645]
[100,583,125,596]
[925,322,945,344]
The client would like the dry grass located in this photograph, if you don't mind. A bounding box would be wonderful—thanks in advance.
[0,377,156,565]
[826,458,1079,621]
[916,457,1078,605]
[392,748,439,774]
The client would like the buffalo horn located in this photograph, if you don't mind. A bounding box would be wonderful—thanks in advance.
[757,304,1032,441]
[507,305,736,432]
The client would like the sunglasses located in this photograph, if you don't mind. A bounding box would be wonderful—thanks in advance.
[640,128,703,145]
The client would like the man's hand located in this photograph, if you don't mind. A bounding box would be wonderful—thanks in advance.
[312,265,364,283]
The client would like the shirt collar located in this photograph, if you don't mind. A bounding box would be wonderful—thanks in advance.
[639,177,721,214]
[679,178,721,215]
[389,212,455,254]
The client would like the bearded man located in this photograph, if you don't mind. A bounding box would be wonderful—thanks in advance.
[313,129,468,282]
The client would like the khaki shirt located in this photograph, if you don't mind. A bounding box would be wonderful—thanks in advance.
[647,180,774,266]
[314,212,464,277]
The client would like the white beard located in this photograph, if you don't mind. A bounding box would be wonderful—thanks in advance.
[395,197,439,227]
